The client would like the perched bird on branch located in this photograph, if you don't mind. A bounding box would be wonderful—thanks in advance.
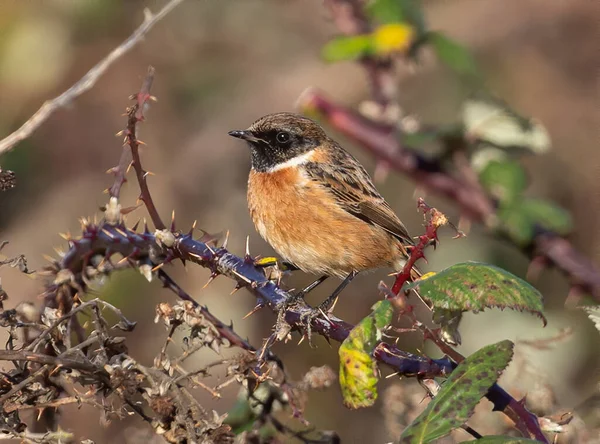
[229,112,419,312]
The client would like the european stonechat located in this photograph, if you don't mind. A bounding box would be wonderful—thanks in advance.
[229,112,419,311]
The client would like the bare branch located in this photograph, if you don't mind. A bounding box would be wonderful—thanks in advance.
[0,0,186,157]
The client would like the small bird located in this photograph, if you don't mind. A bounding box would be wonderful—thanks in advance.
[229,112,419,312]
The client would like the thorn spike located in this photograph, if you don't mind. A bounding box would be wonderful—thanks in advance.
[244,236,252,262]
[151,263,165,272]
[202,273,218,289]
[188,220,197,236]
[222,230,230,249]
[170,210,176,232]
[242,303,264,319]
[43,254,56,263]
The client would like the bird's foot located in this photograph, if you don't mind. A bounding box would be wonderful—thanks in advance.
[274,288,309,325]
[297,297,339,344]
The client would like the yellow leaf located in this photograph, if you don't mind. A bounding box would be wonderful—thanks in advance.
[254,257,278,267]
[417,271,437,281]
[338,300,393,409]
[372,23,414,55]
[339,346,379,409]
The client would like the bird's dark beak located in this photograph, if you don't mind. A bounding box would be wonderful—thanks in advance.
[228,130,260,143]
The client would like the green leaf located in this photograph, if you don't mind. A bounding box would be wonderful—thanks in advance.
[400,131,438,149]
[225,384,281,436]
[366,0,426,33]
[366,0,405,24]
[520,198,573,235]
[464,437,541,444]
[339,300,393,409]
[497,197,573,245]
[479,160,527,203]
[405,262,546,325]
[497,203,536,245]
[399,340,514,443]
[428,32,479,78]
[322,35,373,62]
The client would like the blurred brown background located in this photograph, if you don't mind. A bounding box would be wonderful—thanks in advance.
[0,0,598,442]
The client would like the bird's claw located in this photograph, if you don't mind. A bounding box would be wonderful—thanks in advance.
[298,303,335,346]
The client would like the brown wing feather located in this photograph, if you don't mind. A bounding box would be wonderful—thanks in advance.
[305,146,414,246]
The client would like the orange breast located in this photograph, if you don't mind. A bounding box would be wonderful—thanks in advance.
[247,166,401,277]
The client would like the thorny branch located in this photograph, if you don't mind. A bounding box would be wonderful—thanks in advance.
[41,209,545,440]
[0,0,186,157]
[379,201,546,442]
[110,66,165,229]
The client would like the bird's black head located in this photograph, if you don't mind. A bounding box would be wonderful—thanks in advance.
[228,112,327,172]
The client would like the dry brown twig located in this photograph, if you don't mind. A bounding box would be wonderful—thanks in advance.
[0,0,186,158]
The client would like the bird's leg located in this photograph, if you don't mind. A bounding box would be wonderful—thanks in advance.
[299,271,358,341]
[277,276,328,335]
[317,270,358,313]
[292,275,329,302]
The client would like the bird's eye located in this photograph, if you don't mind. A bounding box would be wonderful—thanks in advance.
[275,132,291,144]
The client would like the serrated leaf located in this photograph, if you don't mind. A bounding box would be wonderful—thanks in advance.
[399,340,514,443]
[405,262,546,325]
[464,437,541,444]
[479,160,527,203]
[428,31,479,78]
[582,306,600,333]
[520,198,572,235]
[322,35,373,62]
[463,99,551,153]
[339,300,393,409]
